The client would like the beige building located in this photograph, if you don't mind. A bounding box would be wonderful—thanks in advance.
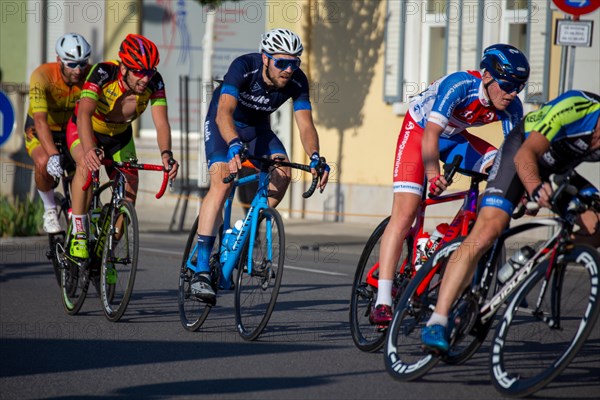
[1,1,599,228]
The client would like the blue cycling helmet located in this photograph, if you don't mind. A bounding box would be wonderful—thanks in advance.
[480,44,530,94]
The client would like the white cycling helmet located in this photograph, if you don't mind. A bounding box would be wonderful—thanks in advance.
[259,28,303,57]
[56,33,91,62]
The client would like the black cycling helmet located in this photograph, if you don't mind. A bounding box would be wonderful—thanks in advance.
[480,44,530,94]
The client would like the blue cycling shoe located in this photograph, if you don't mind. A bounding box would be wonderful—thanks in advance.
[421,324,449,354]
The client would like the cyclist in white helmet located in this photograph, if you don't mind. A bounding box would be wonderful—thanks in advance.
[188,28,330,301]
[24,33,92,233]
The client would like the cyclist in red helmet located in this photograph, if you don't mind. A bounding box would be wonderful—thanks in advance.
[65,33,178,259]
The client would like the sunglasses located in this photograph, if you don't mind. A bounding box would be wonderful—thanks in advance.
[496,79,525,94]
[128,68,157,78]
[264,53,301,71]
[62,59,88,69]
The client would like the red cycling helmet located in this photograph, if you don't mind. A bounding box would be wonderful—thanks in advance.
[118,34,160,70]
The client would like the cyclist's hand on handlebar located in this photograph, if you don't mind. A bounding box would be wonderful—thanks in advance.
[227,138,243,174]
[309,152,330,192]
[161,151,179,181]
[428,174,449,196]
[530,182,553,209]
[84,147,103,171]
[46,154,64,178]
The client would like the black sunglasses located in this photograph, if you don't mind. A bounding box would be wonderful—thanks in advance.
[264,53,301,71]
[496,78,525,94]
[128,68,157,78]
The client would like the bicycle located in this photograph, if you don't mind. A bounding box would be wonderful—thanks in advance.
[54,158,169,321]
[350,155,489,352]
[384,169,600,398]
[45,135,76,286]
[178,149,324,340]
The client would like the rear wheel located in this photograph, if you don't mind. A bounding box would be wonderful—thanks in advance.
[60,256,89,315]
[100,201,139,322]
[235,208,285,341]
[178,216,216,331]
[490,244,600,397]
[49,192,70,286]
[349,217,413,352]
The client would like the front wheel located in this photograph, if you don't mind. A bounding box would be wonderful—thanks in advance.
[235,207,285,341]
[349,217,413,352]
[100,200,139,322]
[490,244,600,398]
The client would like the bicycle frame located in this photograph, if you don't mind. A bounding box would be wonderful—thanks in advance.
[365,177,482,290]
[219,166,273,289]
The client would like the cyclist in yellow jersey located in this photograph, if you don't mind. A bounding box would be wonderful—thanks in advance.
[25,33,91,233]
[421,90,600,353]
[66,34,179,259]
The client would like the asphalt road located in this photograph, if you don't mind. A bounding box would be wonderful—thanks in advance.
[1,227,599,400]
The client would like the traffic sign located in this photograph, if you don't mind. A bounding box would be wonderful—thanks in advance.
[553,0,600,16]
[0,91,16,147]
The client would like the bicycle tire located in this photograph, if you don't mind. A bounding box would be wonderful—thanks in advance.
[384,238,466,381]
[60,258,89,315]
[349,217,413,352]
[490,244,600,398]
[235,207,285,341]
[50,192,70,286]
[178,216,214,331]
[100,200,139,322]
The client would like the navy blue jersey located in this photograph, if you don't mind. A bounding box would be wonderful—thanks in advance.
[207,53,312,127]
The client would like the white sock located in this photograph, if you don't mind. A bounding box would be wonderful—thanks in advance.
[375,279,393,306]
[38,190,56,210]
[427,312,448,327]
[71,214,88,234]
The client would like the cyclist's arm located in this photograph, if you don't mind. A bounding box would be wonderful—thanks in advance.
[32,112,59,156]
[514,130,552,207]
[422,121,444,183]
[78,97,102,170]
[294,109,319,156]
[151,104,178,179]
[215,93,239,144]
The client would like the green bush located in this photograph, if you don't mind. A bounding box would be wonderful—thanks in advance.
[0,196,44,237]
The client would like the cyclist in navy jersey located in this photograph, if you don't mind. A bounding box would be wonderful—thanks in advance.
[191,29,330,301]
[370,44,530,327]
[421,90,600,353]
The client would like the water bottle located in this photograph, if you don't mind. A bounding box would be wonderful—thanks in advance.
[497,245,535,284]
[414,232,430,271]
[424,223,450,257]
[220,220,243,264]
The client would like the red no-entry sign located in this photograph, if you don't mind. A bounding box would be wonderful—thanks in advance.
[553,0,600,16]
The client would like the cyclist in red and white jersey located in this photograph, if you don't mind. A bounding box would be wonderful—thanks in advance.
[371,44,530,326]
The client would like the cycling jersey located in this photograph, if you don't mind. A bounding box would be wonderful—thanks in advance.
[207,53,311,127]
[525,90,600,171]
[27,62,84,132]
[78,60,167,135]
[483,90,600,215]
[408,71,523,138]
[204,53,311,166]
[393,70,523,194]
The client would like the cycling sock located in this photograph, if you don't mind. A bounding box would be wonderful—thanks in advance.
[38,189,56,210]
[427,312,448,327]
[71,214,88,234]
[195,235,216,273]
[375,279,393,306]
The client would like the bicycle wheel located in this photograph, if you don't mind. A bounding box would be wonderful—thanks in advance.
[235,207,285,341]
[49,192,70,286]
[384,238,461,381]
[100,200,139,322]
[178,216,214,331]
[349,217,413,352]
[60,256,89,315]
[490,244,600,397]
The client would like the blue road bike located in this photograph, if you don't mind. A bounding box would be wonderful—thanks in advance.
[178,149,324,340]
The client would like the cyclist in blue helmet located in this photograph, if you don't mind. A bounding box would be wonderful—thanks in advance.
[480,43,530,96]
